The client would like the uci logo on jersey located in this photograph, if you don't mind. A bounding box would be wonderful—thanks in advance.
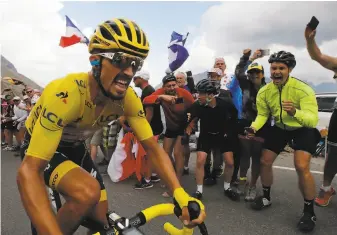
[40,108,64,131]
[97,114,118,126]
[56,91,68,104]
[75,80,86,89]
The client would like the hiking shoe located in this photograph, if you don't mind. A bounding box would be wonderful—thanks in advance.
[192,191,203,200]
[297,212,316,232]
[315,187,336,207]
[150,175,161,183]
[251,196,272,210]
[134,178,153,190]
[224,188,240,201]
[245,186,257,202]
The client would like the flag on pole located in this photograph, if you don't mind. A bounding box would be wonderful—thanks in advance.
[165,31,189,74]
[59,15,89,48]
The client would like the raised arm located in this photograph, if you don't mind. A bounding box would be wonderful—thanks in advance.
[305,26,337,73]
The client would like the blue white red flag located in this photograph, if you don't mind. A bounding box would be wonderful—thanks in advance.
[59,15,89,48]
[165,31,189,73]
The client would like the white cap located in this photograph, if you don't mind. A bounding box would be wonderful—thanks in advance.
[13,96,21,101]
[23,95,29,100]
[33,89,40,92]
[208,68,223,76]
[134,70,150,81]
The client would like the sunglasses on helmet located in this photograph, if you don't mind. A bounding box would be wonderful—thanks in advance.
[97,52,144,73]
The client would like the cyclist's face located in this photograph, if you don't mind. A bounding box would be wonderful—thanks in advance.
[100,58,135,99]
[164,81,177,95]
[270,62,290,86]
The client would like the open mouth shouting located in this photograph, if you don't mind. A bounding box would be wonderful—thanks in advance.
[113,75,132,94]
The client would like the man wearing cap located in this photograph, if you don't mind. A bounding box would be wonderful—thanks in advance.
[132,70,163,189]
[25,87,40,105]
[143,74,194,196]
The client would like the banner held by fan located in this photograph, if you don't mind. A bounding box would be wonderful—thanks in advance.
[165,31,189,74]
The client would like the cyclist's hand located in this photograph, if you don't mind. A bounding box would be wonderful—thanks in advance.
[173,188,206,227]
[282,100,296,116]
[305,26,316,41]
[159,95,177,104]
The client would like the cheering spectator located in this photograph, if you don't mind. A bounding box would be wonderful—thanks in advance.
[143,74,194,197]
[305,25,337,207]
[25,87,40,105]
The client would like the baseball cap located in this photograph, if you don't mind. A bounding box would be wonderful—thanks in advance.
[134,70,150,81]
[13,96,21,101]
[23,95,29,100]
[247,63,264,72]
[208,68,223,76]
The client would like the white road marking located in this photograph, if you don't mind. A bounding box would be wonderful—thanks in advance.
[273,166,324,175]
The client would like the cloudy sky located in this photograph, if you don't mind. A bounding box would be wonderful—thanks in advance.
[1,0,337,88]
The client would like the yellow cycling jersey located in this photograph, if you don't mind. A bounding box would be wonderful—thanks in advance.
[252,76,318,131]
[25,72,153,161]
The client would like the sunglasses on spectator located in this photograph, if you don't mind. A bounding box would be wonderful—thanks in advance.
[96,52,144,74]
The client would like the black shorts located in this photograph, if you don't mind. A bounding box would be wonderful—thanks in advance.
[263,126,320,155]
[21,133,106,202]
[164,128,185,139]
[4,121,18,131]
[328,109,337,144]
[197,133,234,154]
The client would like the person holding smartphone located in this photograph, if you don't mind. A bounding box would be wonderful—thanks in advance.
[305,19,337,207]
[143,74,195,197]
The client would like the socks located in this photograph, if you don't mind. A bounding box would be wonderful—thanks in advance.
[184,166,189,170]
[304,199,315,215]
[197,185,203,193]
[262,185,271,200]
[224,182,231,190]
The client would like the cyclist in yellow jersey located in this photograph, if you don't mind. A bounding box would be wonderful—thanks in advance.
[17,18,205,235]
[246,51,320,233]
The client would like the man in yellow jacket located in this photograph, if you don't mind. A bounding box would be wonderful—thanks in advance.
[246,51,320,233]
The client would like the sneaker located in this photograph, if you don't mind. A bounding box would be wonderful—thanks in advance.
[3,146,15,151]
[251,196,272,210]
[150,175,161,183]
[134,178,153,190]
[183,168,189,175]
[192,191,203,200]
[204,177,217,186]
[315,187,336,207]
[245,186,257,202]
[224,188,240,201]
[297,212,316,232]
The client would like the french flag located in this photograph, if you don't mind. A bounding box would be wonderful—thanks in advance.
[59,15,89,48]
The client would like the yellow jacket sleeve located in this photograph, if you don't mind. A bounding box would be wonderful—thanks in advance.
[293,92,318,128]
[251,89,270,131]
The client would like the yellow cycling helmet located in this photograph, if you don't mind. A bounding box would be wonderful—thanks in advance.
[89,18,149,59]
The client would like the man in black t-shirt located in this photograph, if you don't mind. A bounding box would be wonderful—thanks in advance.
[133,70,163,189]
[186,79,240,201]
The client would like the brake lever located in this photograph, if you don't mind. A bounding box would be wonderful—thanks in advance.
[173,200,208,235]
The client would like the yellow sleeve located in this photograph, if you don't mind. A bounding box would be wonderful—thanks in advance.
[251,88,270,131]
[123,87,153,141]
[294,87,319,128]
[26,80,81,161]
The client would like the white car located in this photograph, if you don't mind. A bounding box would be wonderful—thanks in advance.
[316,92,337,131]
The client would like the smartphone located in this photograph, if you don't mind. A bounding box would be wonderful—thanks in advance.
[307,16,319,30]
[260,49,270,56]
[176,97,184,104]
[186,71,192,77]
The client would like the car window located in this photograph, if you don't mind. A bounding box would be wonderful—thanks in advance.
[316,96,337,112]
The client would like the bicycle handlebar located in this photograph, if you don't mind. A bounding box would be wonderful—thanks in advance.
[93,202,208,235]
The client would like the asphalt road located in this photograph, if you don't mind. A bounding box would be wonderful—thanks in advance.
[1,150,336,235]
